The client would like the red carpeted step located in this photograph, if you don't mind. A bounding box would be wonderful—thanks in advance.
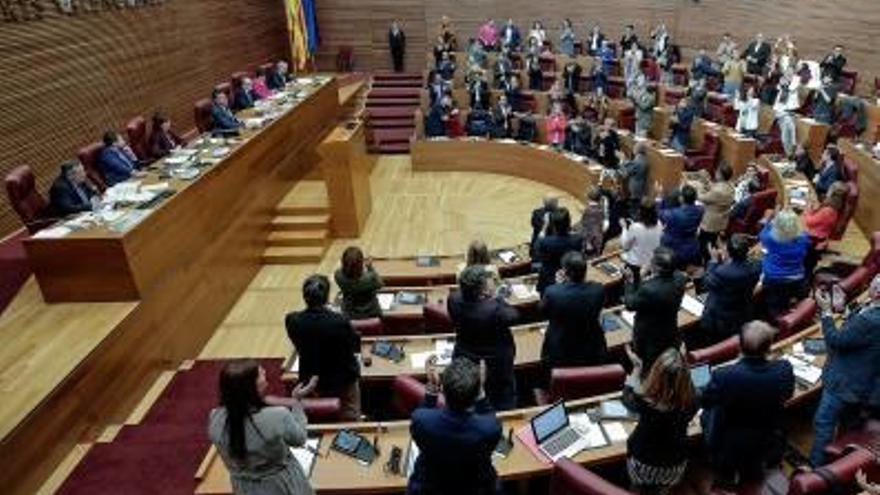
[365,98,420,107]
[114,424,208,445]
[369,143,411,154]
[370,128,413,144]
[368,118,415,129]
[372,72,422,81]
[368,87,422,98]
[371,80,424,88]
[366,107,418,119]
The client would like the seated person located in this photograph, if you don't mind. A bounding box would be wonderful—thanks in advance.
[759,209,810,318]
[408,357,502,495]
[148,112,183,159]
[702,321,795,485]
[449,266,519,410]
[468,69,490,110]
[814,145,845,199]
[545,102,567,149]
[466,107,493,137]
[426,72,451,107]
[540,252,606,376]
[699,234,762,346]
[252,67,273,99]
[266,60,290,91]
[210,89,243,133]
[803,182,848,276]
[436,51,456,81]
[439,95,464,138]
[285,274,361,420]
[659,184,704,269]
[97,130,142,186]
[491,94,514,138]
[232,77,257,112]
[49,160,99,216]
[334,246,383,320]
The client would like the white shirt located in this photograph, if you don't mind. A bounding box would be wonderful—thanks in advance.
[734,97,760,132]
[620,222,663,268]
[528,29,546,47]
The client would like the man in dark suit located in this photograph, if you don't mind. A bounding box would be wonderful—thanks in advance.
[561,61,582,96]
[530,195,558,259]
[586,25,605,56]
[699,234,762,346]
[500,18,521,50]
[97,131,141,186]
[49,160,98,216]
[541,252,606,375]
[232,77,256,112]
[408,357,502,495]
[659,184,704,268]
[810,278,880,466]
[493,51,514,89]
[436,51,456,81]
[266,60,290,91]
[285,274,361,420]
[624,246,687,372]
[742,33,771,76]
[426,72,450,107]
[620,142,649,217]
[619,24,639,52]
[820,45,847,82]
[448,265,519,410]
[210,89,243,133]
[535,207,583,294]
[701,321,795,484]
[389,20,406,72]
[469,70,490,111]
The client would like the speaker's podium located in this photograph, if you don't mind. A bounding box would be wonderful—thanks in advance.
[319,120,373,237]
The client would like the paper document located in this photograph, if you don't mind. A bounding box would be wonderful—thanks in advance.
[783,354,822,385]
[601,422,629,443]
[32,226,71,239]
[620,311,636,328]
[377,293,395,311]
[569,413,609,449]
[681,294,705,317]
[510,283,537,300]
[497,250,517,263]
[404,440,420,479]
[410,351,435,370]
[290,437,320,476]
[289,356,300,373]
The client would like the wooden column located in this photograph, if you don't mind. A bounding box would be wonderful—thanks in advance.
[319,122,373,237]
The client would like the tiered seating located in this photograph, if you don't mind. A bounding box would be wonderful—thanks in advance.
[365,73,424,154]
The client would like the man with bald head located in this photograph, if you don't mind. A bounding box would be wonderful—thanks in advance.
[701,321,795,485]
[530,195,558,259]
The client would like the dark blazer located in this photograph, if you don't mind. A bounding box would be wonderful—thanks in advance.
[469,80,490,110]
[266,70,288,91]
[742,41,771,74]
[97,146,137,186]
[210,103,242,132]
[820,306,880,404]
[815,162,843,198]
[541,281,606,368]
[812,83,839,125]
[535,233,584,294]
[148,128,182,159]
[621,154,648,199]
[408,393,502,495]
[437,60,456,80]
[701,259,762,340]
[562,64,582,94]
[820,53,847,81]
[701,356,795,472]
[232,88,255,112]
[389,29,406,54]
[427,81,450,106]
[448,293,519,410]
[529,206,553,257]
[500,25,521,48]
[49,174,97,216]
[285,307,360,395]
[624,271,687,369]
[587,33,605,56]
[659,202,704,266]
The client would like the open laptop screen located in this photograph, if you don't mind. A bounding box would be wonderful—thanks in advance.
[531,401,569,444]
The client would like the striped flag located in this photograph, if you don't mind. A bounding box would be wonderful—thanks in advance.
[285,0,319,71]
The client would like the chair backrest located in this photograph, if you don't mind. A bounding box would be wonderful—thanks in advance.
[301,398,341,423]
[830,181,858,241]
[423,303,453,333]
[776,298,817,340]
[392,375,445,416]
[214,82,233,102]
[230,71,249,90]
[548,364,626,402]
[864,231,880,273]
[193,98,214,134]
[743,189,778,234]
[664,87,685,106]
[838,69,857,95]
[616,106,635,132]
[788,446,876,495]
[550,457,634,495]
[125,116,149,161]
[351,318,384,337]
[75,141,107,191]
[5,165,51,233]
[839,266,873,298]
[687,335,740,365]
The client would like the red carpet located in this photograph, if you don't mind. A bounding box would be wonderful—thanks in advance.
[58,359,285,495]
[0,229,32,315]
[365,72,423,154]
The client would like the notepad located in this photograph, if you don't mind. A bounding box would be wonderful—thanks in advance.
[290,437,320,477]
[510,283,537,300]
[377,293,395,311]
[681,294,705,318]
[600,422,629,443]
[783,354,822,385]
[289,356,300,373]
[620,311,636,328]
[497,250,518,263]
[32,226,71,239]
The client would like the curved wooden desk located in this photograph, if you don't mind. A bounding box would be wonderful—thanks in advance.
[369,244,532,287]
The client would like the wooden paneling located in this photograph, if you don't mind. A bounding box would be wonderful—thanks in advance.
[0,0,288,237]
[316,0,880,92]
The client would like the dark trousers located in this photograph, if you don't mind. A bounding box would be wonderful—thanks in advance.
[763,278,805,319]
[392,49,404,72]
[699,230,721,265]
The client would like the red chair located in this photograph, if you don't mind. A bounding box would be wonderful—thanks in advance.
[534,364,626,406]
[539,54,557,73]
[727,189,777,236]
[336,46,354,72]
[230,71,249,90]
[423,303,453,333]
[302,398,342,423]
[214,82,233,102]
[125,116,150,163]
[838,266,873,297]
[606,77,625,99]
[687,335,740,365]
[842,158,859,183]
[381,313,424,336]
[815,231,880,291]
[684,132,721,173]
[351,318,384,337]
[519,92,538,113]
[823,419,880,461]
[541,72,556,91]
[664,87,686,107]
[616,106,635,132]
[756,122,785,156]
[788,445,876,495]
[830,181,859,241]
[550,457,634,495]
[775,298,817,340]
[672,66,689,87]
[193,98,214,134]
[838,69,858,95]
[5,166,54,234]
[76,142,107,191]
[641,58,660,83]
[392,375,444,416]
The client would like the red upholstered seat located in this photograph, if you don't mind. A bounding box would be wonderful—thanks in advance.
[381,313,424,336]
[535,364,626,406]
[549,457,634,495]
[838,266,873,297]
[830,181,858,241]
[641,58,660,82]
[687,335,740,365]
[302,398,342,423]
[756,122,785,156]
[5,165,54,234]
[789,446,876,495]
[539,54,556,73]
[824,419,880,461]
[672,65,689,87]
[727,189,777,236]
[838,69,857,95]
[230,71,248,90]
[710,470,790,495]
[664,87,686,107]
[193,98,213,134]
[541,72,556,91]
[684,132,721,174]
[214,82,232,102]
[776,298,817,340]
[351,318,384,337]
[76,141,108,191]
[616,106,635,132]
[392,375,444,416]
[125,116,150,162]
[423,303,453,333]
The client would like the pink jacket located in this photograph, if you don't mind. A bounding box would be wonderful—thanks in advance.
[478,23,498,48]
[546,113,567,145]
[252,77,272,99]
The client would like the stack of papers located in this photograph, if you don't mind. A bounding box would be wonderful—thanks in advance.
[290,437,320,476]
[410,341,454,370]
[680,294,705,317]
[620,311,636,328]
[33,226,72,239]
[569,413,610,449]
[600,422,629,443]
[783,354,822,385]
[510,283,538,300]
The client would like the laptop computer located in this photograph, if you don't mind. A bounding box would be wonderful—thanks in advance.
[530,401,591,462]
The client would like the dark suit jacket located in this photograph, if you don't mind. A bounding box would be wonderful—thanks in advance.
[701,356,795,470]
[659,202,704,266]
[49,174,97,216]
[427,81,450,106]
[469,80,490,110]
[425,105,447,137]
[821,54,847,81]
[210,103,242,132]
[535,233,583,293]
[97,146,137,186]
[448,293,519,409]
[821,306,880,404]
[541,281,606,368]
[500,25,521,48]
[624,271,687,369]
[232,88,255,112]
[587,33,605,55]
[408,394,502,495]
[562,64,582,94]
[285,307,360,395]
[701,259,762,339]
[529,206,552,257]
[266,70,288,91]
[148,129,182,159]
[389,29,406,54]
[742,41,771,74]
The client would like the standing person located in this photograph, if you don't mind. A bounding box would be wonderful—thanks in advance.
[773,75,801,158]
[408,357,503,495]
[621,142,649,217]
[546,102,568,149]
[286,274,362,420]
[624,247,687,371]
[734,86,760,136]
[810,279,880,466]
[623,347,698,493]
[577,187,605,260]
[540,252,606,375]
[669,97,695,153]
[631,77,655,138]
[620,24,639,52]
[701,321,795,485]
[813,75,839,125]
[448,266,519,410]
[389,20,406,72]
[716,33,738,67]
[759,209,810,318]
[530,195,558,259]
[477,18,498,50]
[698,164,736,264]
[620,202,663,286]
[820,44,847,82]
[527,20,547,49]
[699,235,762,346]
[535,207,583,294]
[659,184,705,269]
[500,18,521,51]
[456,239,500,282]
[742,33,771,76]
[586,24,605,56]
[334,246,384,320]
[559,18,576,57]
[208,360,318,495]
[722,54,746,99]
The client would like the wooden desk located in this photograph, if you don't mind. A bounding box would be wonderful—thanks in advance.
[319,121,373,237]
[839,139,880,234]
[757,106,829,164]
[619,132,684,191]
[692,119,757,177]
[369,244,532,287]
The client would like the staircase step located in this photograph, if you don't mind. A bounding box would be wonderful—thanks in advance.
[372,72,423,81]
[372,80,424,88]
[368,142,411,154]
[270,214,330,231]
[371,128,413,144]
[365,107,418,119]
[267,230,329,247]
[369,87,423,98]
[365,98,420,107]
[262,246,326,264]
[368,118,415,129]
[275,204,329,216]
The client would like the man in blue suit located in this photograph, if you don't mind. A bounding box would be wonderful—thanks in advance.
[701,321,795,485]
[659,184,704,269]
[97,131,141,186]
[699,234,762,346]
[810,277,880,466]
[49,160,99,216]
[210,89,242,133]
[500,18,520,50]
[266,60,290,90]
[232,77,257,112]
[408,357,502,495]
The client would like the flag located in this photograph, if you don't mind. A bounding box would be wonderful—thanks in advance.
[302,0,319,55]
[284,0,319,71]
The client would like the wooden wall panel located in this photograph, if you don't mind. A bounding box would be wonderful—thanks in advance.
[0,0,288,237]
[316,0,880,91]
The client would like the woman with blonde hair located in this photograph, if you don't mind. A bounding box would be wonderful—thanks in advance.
[456,240,500,282]
[623,347,697,494]
[759,208,811,317]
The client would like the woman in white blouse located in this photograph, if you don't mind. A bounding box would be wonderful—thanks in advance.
[619,201,663,285]
[734,86,760,137]
[528,21,546,49]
